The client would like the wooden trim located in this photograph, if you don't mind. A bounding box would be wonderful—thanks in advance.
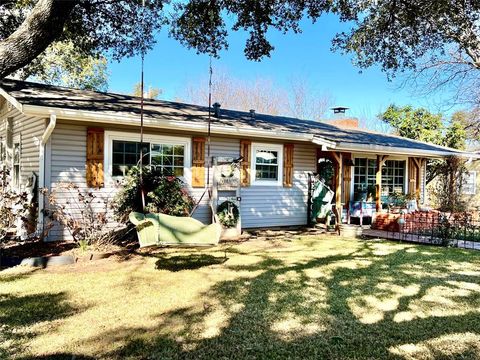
[192,137,206,187]
[240,140,251,187]
[283,143,294,187]
[375,155,388,212]
[86,128,104,188]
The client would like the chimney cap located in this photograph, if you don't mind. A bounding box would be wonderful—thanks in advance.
[330,106,350,114]
[213,102,221,108]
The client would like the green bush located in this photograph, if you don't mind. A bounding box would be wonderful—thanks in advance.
[113,167,195,223]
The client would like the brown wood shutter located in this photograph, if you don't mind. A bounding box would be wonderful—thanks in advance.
[283,143,294,187]
[192,137,206,187]
[240,140,251,187]
[86,128,104,188]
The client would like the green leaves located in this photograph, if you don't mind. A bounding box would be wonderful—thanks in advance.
[380,104,466,150]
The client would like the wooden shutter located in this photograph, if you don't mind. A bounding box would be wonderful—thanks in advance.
[192,137,206,187]
[283,143,294,187]
[86,128,104,188]
[240,140,251,187]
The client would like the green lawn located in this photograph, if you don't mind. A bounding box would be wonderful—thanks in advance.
[1,236,480,359]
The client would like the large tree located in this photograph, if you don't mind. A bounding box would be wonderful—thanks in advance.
[380,104,467,184]
[20,41,109,91]
[1,1,478,101]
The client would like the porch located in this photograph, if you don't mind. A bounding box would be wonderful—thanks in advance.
[312,149,428,227]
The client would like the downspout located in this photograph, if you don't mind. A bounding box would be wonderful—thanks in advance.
[37,114,56,238]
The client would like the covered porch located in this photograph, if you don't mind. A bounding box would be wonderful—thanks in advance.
[314,149,427,226]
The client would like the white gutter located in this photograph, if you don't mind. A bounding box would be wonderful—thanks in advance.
[335,142,480,159]
[37,114,56,237]
[22,103,476,159]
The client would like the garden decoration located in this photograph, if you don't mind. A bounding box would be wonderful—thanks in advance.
[311,178,335,223]
[211,156,243,240]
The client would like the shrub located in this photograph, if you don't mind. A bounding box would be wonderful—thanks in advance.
[430,156,467,212]
[45,182,114,247]
[112,166,195,222]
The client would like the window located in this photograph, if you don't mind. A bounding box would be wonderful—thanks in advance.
[463,171,476,195]
[353,158,376,192]
[13,142,20,187]
[353,158,406,197]
[151,144,185,177]
[0,138,5,164]
[106,132,191,182]
[251,143,283,186]
[381,160,406,196]
[112,140,149,176]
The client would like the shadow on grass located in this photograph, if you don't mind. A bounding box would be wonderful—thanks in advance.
[155,254,228,272]
[0,292,84,359]
[18,354,96,360]
[80,241,480,359]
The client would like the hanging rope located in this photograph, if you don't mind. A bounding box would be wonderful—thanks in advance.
[189,56,214,216]
[139,0,146,211]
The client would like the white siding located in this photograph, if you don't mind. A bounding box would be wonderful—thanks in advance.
[47,125,317,240]
[47,123,117,241]
[0,102,44,186]
[242,143,316,228]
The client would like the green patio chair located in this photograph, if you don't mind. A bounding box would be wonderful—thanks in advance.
[129,212,222,248]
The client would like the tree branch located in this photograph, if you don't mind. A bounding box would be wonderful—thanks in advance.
[0,0,78,79]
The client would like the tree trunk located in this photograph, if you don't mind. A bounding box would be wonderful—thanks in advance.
[0,0,78,79]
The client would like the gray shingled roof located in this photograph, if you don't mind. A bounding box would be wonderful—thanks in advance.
[0,78,469,157]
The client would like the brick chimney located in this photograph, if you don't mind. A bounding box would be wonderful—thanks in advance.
[327,106,359,129]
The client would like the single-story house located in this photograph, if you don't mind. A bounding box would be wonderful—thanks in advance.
[460,155,480,210]
[0,79,475,241]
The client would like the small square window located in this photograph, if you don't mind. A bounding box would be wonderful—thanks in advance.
[251,144,283,186]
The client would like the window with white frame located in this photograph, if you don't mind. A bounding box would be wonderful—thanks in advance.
[112,140,149,176]
[353,158,406,196]
[0,138,5,164]
[251,143,283,186]
[381,160,406,195]
[353,158,376,192]
[463,171,476,195]
[13,142,20,187]
[107,132,190,180]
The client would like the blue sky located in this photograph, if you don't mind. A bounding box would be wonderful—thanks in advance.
[108,14,455,121]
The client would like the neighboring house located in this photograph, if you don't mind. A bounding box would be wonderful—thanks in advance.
[0,79,475,241]
[462,158,480,210]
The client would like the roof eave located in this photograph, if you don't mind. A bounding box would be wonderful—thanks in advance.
[22,104,337,145]
[336,142,479,159]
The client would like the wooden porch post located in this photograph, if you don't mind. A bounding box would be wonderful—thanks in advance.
[376,155,388,213]
[332,152,343,227]
[412,157,423,201]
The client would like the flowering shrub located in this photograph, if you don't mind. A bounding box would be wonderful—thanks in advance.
[112,166,195,223]
[45,182,114,246]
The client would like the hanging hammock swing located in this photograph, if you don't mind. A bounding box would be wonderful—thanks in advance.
[128,41,221,247]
